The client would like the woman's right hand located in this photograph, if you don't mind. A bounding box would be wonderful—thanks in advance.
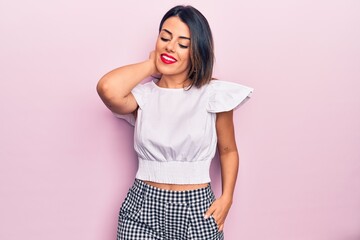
[148,50,161,78]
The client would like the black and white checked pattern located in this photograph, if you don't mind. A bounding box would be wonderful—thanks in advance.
[117,179,224,240]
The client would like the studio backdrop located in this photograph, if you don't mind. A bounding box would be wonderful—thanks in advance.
[1,0,359,239]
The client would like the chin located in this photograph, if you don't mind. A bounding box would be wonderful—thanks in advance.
[156,66,174,75]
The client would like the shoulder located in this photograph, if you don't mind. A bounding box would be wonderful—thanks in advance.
[133,79,155,92]
[131,80,157,108]
[205,79,254,113]
[207,79,253,93]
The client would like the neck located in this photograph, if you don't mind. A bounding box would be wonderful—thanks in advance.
[158,75,191,89]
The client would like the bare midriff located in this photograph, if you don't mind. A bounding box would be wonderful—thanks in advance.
[143,180,209,191]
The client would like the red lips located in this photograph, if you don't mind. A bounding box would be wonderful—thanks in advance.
[160,54,177,64]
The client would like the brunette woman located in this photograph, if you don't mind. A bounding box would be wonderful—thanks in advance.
[97,5,253,240]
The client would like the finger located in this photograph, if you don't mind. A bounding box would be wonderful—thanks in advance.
[218,223,224,232]
[215,217,224,229]
[204,204,216,219]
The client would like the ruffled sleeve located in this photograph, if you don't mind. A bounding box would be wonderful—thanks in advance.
[207,80,254,113]
[112,83,147,126]
[131,83,146,108]
[113,112,136,126]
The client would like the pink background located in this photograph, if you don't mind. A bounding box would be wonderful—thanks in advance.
[1,0,359,239]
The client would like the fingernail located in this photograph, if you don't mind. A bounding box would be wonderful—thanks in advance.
[204,214,209,219]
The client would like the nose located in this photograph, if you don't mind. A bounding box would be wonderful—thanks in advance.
[165,39,176,53]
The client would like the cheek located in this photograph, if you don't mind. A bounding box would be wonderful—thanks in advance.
[154,41,163,63]
[155,37,165,51]
[155,40,161,52]
[180,50,191,66]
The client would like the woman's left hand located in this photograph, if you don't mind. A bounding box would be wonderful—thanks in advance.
[204,195,233,232]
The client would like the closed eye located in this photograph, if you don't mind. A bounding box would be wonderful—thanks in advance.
[160,37,170,42]
[179,44,189,49]
[161,36,189,49]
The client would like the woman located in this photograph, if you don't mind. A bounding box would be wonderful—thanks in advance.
[97,5,253,240]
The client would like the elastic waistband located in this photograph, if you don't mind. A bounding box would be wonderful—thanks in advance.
[136,159,212,184]
[130,179,214,204]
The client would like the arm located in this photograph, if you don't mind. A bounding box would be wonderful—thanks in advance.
[205,110,239,232]
[96,52,158,115]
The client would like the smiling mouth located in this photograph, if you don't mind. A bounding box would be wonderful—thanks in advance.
[160,54,177,64]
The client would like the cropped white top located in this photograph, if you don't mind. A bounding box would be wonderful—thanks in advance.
[114,79,253,184]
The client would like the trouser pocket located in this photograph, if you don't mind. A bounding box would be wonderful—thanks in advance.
[188,193,224,239]
[119,189,144,222]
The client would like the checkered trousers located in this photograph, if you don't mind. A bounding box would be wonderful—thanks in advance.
[117,179,224,240]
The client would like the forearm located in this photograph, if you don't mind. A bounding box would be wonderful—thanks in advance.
[97,60,155,113]
[205,150,239,231]
[219,150,239,201]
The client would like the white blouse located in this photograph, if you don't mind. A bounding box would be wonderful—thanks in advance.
[114,79,254,184]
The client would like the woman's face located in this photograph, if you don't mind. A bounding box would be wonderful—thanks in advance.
[155,16,191,79]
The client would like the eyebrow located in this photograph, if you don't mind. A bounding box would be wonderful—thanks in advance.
[162,29,191,40]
